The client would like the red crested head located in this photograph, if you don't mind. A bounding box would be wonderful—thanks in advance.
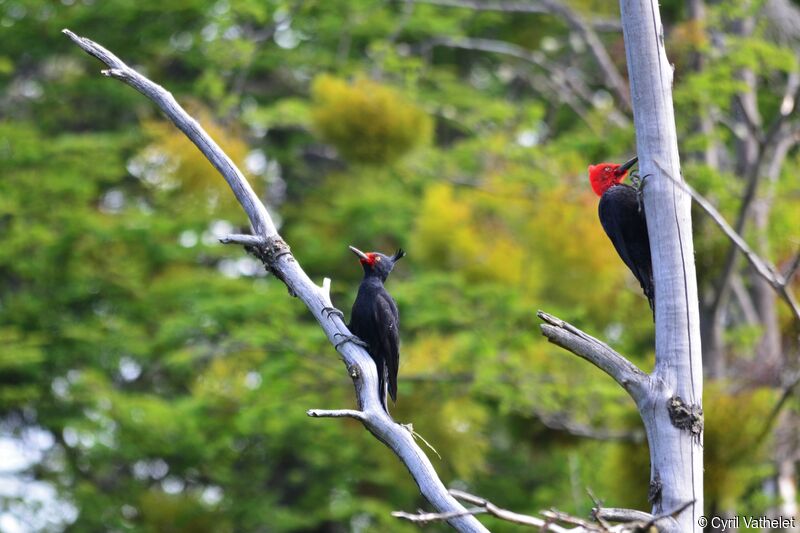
[360,252,379,266]
[349,245,406,281]
[588,156,638,196]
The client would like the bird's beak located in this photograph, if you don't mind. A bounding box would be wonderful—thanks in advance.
[618,156,638,174]
[349,245,369,261]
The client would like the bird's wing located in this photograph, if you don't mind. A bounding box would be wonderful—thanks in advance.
[374,291,400,403]
[598,185,655,311]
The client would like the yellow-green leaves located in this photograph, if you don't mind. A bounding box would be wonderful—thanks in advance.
[310,74,432,164]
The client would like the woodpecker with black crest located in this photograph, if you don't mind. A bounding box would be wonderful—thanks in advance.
[588,156,655,315]
[328,246,405,412]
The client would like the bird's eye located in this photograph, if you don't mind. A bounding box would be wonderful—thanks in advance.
[605,166,611,172]
[375,256,381,262]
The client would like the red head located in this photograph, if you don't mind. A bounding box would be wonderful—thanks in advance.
[588,156,638,196]
[349,245,406,282]
[359,251,380,266]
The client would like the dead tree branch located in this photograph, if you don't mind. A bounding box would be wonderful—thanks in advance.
[784,251,800,283]
[396,488,686,531]
[424,36,600,127]
[411,0,621,31]
[663,173,800,323]
[706,63,800,351]
[64,28,489,533]
[594,507,652,523]
[412,0,631,109]
[307,409,367,421]
[537,311,648,402]
[756,370,800,445]
[395,489,574,531]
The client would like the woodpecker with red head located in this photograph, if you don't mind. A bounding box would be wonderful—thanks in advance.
[332,246,405,412]
[588,156,655,314]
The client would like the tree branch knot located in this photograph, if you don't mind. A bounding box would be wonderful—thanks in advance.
[244,235,292,263]
[648,471,662,507]
[667,396,704,440]
[244,236,295,294]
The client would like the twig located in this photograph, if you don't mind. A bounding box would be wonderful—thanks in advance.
[392,507,486,524]
[586,488,613,530]
[541,509,604,530]
[306,409,366,420]
[638,499,695,531]
[593,507,653,523]
[398,488,688,531]
[450,490,572,530]
[220,234,266,246]
[593,500,690,531]
[537,311,648,403]
[403,423,442,460]
[783,250,800,283]
[755,370,800,445]
[321,277,332,299]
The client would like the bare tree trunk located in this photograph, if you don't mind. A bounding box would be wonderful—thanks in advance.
[619,1,704,531]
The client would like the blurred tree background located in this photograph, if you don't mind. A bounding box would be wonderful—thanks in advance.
[1,0,798,531]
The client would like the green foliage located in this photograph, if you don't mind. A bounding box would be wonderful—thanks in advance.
[310,74,432,164]
[1,0,797,531]
[703,384,776,510]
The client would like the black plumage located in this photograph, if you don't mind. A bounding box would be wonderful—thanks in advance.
[346,246,405,411]
[598,184,655,313]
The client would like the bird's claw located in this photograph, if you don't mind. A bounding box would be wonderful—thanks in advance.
[334,333,369,350]
[321,306,344,320]
[630,172,652,191]
[631,173,652,213]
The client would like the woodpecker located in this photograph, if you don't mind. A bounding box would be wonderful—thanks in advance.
[588,156,655,314]
[333,246,405,412]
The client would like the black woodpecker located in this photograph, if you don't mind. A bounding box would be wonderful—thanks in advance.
[334,246,405,411]
[588,156,655,315]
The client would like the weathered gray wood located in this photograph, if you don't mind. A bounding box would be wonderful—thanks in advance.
[538,311,648,401]
[64,28,489,533]
[618,1,704,531]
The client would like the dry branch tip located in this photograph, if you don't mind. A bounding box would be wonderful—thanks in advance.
[306,409,365,421]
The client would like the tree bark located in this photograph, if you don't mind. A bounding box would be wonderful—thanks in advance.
[619,1,704,531]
